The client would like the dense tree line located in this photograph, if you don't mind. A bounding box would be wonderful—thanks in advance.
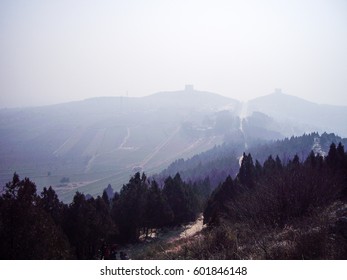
[122,142,347,260]
[1,138,346,259]
[0,171,210,259]
[193,142,347,259]
[157,132,347,191]
[153,142,347,260]
[127,141,347,260]
[204,142,347,228]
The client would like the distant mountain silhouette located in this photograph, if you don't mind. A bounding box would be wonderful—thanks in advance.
[144,85,239,111]
[248,90,347,136]
[0,87,238,201]
[0,87,346,201]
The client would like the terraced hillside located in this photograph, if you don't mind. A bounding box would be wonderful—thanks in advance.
[0,87,238,201]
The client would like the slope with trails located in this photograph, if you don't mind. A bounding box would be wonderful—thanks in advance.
[2,87,347,201]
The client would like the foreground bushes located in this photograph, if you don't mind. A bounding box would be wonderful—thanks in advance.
[130,142,347,260]
[196,143,347,259]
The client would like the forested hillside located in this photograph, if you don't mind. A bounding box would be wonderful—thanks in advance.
[169,143,347,259]
[157,132,347,190]
[1,139,346,259]
[0,171,209,259]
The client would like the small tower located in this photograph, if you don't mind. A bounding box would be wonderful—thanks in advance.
[185,84,194,91]
[274,88,283,94]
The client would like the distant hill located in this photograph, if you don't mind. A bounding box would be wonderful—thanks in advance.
[248,90,347,137]
[1,86,347,201]
[156,132,347,189]
[0,87,239,201]
[144,85,239,111]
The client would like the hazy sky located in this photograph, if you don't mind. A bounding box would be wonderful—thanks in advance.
[1,0,347,108]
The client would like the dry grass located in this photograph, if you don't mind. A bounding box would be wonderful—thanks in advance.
[135,201,347,260]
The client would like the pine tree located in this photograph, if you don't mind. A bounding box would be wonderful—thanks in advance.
[114,172,148,242]
[237,153,255,188]
[40,186,66,225]
[203,175,235,225]
[144,180,173,234]
[0,174,71,259]
[326,143,337,168]
[162,173,198,225]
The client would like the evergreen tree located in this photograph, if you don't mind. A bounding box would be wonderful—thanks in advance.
[275,155,283,170]
[144,180,173,233]
[64,192,114,259]
[326,143,338,169]
[113,172,148,242]
[0,174,71,259]
[237,153,255,188]
[191,177,212,210]
[163,173,198,225]
[40,186,66,226]
[203,176,235,225]
[102,190,110,208]
[255,159,263,178]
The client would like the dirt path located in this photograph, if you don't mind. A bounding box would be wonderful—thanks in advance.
[118,127,134,150]
[169,215,204,242]
[119,214,205,259]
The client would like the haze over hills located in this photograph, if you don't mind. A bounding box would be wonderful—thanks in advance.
[248,89,347,137]
[1,86,346,201]
[0,86,238,200]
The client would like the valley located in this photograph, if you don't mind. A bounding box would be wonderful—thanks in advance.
[1,89,347,260]
[1,87,347,202]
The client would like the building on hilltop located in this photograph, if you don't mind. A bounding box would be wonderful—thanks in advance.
[185,84,194,91]
[274,88,283,94]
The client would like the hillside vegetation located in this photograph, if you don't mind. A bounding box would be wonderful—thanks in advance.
[2,89,347,202]
[157,132,347,190]
[0,171,209,259]
[159,143,347,259]
[1,135,346,259]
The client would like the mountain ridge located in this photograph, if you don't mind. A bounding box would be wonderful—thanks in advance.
[1,87,347,201]
[248,90,347,136]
